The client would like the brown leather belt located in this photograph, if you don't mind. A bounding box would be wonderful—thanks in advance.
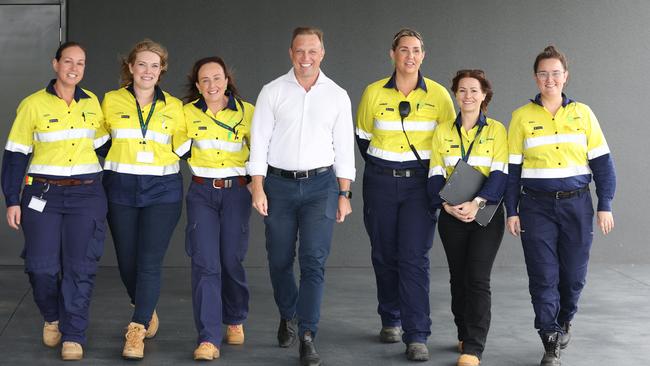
[192,176,249,189]
[32,177,95,186]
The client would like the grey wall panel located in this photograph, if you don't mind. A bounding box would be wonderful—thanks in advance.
[0,0,642,266]
[0,3,61,265]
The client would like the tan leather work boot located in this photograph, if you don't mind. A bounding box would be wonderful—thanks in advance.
[225,324,245,345]
[61,341,83,361]
[145,310,158,338]
[43,320,62,347]
[193,342,220,361]
[122,322,146,360]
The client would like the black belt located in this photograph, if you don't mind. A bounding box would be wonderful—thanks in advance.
[267,166,332,180]
[372,166,427,178]
[523,186,589,200]
[192,176,250,189]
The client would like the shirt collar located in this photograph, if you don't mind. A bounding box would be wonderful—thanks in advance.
[286,68,329,87]
[453,111,488,129]
[45,79,91,102]
[530,93,573,107]
[126,84,166,104]
[192,92,238,113]
[383,71,427,92]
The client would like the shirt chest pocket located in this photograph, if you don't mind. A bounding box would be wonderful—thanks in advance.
[473,138,495,156]
[35,115,66,132]
[109,114,136,129]
[413,103,437,121]
[189,124,209,139]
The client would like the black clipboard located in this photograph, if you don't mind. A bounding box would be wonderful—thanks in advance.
[438,159,501,226]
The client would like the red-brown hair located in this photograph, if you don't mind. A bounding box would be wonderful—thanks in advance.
[451,69,493,113]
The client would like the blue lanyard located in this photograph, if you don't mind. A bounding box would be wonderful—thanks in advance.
[455,122,484,162]
[135,94,158,138]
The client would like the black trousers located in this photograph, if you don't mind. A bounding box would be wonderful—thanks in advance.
[437,205,505,359]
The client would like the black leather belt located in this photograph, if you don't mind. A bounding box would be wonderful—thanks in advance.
[372,166,426,178]
[267,166,332,180]
[523,186,589,200]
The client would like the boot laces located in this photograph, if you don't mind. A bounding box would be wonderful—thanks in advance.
[125,325,144,348]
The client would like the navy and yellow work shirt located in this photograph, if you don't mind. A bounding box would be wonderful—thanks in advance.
[505,94,616,215]
[179,94,254,178]
[427,112,508,207]
[2,79,108,206]
[101,85,186,206]
[356,72,455,169]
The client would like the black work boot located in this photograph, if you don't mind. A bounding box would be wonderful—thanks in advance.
[559,322,571,349]
[299,331,321,366]
[540,332,561,366]
[277,318,297,348]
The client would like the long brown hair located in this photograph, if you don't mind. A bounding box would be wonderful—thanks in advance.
[183,56,240,104]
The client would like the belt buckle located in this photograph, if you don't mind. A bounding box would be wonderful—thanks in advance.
[212,179,225,189]
[392,169,402,178]
[555,191,562,199]
[295,171,308,179]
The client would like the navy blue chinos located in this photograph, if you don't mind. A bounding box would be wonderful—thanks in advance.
[185,178,251,346]
[20,179,107,345]
[362,163,436,344]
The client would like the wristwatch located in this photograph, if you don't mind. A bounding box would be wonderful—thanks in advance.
[339,190,352,199]
[474,197,486,209]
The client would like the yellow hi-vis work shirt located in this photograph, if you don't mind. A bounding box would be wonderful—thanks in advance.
[508,100,609,180]
[429,114,508,179]
[102,86,186,176]
[179,95,254,178]
[5,81,108,176]
[356,73,455,166]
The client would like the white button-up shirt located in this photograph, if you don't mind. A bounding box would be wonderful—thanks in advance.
[247,69,356,181]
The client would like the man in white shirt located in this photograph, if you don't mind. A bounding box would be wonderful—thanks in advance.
[248,27,356,366]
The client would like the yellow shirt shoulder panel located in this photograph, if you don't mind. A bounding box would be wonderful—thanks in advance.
[6,88,105,176]
[356,76,455,162]
[183,99,255,178]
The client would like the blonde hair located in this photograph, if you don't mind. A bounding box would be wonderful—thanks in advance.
[391,28,424,51]
[119,39,168,87]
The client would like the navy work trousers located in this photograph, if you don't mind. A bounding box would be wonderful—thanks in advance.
[438,205,504,359]
[264,168,338,338]
[519,188,594,335]
[185,179,251,346]
[107,201,182,328]
[21,180,107,345]
[362,164,436,344]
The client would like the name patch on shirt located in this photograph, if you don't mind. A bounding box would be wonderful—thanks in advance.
[198,126,207,130]
[48,119,59,123]
[534,126,544,130]
[450,144,460,148]
[386,108,394,111]
[121,115,130,119]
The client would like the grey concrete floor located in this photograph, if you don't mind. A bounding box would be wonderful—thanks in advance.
[0,265,648,365]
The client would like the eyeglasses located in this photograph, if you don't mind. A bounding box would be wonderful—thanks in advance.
[535,70,565,80]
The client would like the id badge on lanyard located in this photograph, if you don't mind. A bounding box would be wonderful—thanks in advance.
[135,96,157,164]
[28,183,50,212]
